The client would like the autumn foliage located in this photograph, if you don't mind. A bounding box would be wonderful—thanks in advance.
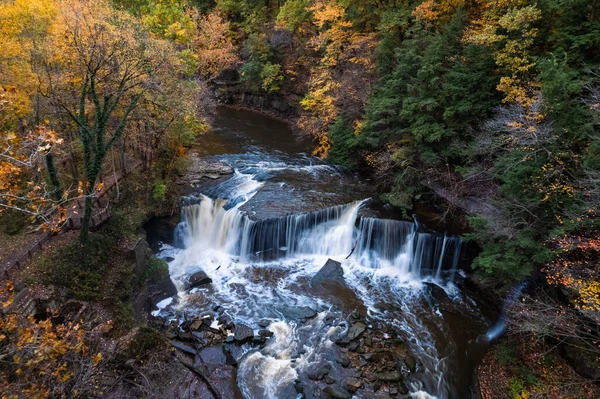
[0,283,112,398]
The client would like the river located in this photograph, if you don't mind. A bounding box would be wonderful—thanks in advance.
[147,107,494,399]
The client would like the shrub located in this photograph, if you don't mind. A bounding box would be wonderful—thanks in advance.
[143,257,169,282]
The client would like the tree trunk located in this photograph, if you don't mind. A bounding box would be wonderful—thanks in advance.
[79,178,95,242]
[45,152,62,202]
[67,131,80,183]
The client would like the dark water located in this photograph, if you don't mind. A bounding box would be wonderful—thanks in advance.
[147,107,494,399]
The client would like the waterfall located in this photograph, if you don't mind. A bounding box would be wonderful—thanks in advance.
[485,282,527,341]
[175,195,464,280]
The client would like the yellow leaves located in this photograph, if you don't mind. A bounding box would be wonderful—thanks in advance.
[466,1,541,106]
[412,0,439,23]
[310,0,348,29]
[93,352,103,366]
[193,10,238,79]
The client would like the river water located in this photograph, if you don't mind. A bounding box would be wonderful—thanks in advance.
[149,107,493,399]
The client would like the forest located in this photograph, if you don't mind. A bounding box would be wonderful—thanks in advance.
[0,0,599,398]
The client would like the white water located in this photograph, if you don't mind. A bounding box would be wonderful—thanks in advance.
[157,163,469,399]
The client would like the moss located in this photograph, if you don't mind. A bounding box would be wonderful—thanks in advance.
[143,257,169,283]
[127,327,166,359]
[0,209,26,235]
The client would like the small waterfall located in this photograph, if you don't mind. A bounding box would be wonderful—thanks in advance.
[485,282,527,341]
[175,196,464,280]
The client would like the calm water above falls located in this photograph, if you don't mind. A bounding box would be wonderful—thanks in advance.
[151,107,493,399]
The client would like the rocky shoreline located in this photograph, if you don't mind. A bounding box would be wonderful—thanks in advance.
[150,259,438,399]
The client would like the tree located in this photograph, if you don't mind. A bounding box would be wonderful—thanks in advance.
[39,0,198,242]
[194,10,239,79]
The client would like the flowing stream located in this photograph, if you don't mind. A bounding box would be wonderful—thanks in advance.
[148,108,493,399]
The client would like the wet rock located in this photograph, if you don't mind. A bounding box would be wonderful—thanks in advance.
[252,335,266,345]
[177,331,193,341]
[325,375,337,384]
[348,341,360,351]
[186,270,212,289]
[192,331,208,346]
[312,258,344,285]
[307,364,329,381]
[336,356,351,368]
[398,380,409,394]
[424,282,449,302]
[343,378,362,393]
[258,319,271,328]
[194,363,241,398]
[390,386,398,396]
[376,371,401,382]
[190,319,203,331]
[200,311,215,321]
[279,305,317,320]
[164,257,175,263]
[294,379,304,394]
[258,329,274,338]
[323,386,352,399]
[404,355,417,373]
[171,340,197,355]
[233,323,254,343]
[225,335,235,343]
[196,346,227,365]
[182,156,234,184]
[217,314,235,329]
[337,322,367,345]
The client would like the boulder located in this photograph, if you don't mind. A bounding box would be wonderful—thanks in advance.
[186,270,212,290]
[196,346,227,365]
[375,371,401,382]
[233,323,254,343]
[424,282,449,302]
[171,340,197,355]
[343,378,362,393]
[279,305,317,320]
[312,258,344,285]
[404,355,417,373]
[181,155,234,184]
[323,385,352,399]
[336,322,367,345]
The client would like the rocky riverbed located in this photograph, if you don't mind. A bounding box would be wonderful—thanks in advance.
[155,260,430,399]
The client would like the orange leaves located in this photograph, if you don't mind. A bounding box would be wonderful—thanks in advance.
[412,0,439,24]
[0,283,108,398]
[93,352,103,366]
[193,10,238,79]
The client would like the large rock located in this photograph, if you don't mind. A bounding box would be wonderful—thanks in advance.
[182,154,234,183]
[424,282,449,302]
[171,340,197,355]
[312,259,344,285]
[336,322,367,345]
[186,270,212,290]
[233,323,254,343]
[279,305,317,320]
[323,385,352,399]
[196,346,227,365]
[375,371,401,382]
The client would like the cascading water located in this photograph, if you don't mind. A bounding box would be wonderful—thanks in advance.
[174,195,463,281]
[151,107,492,399]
